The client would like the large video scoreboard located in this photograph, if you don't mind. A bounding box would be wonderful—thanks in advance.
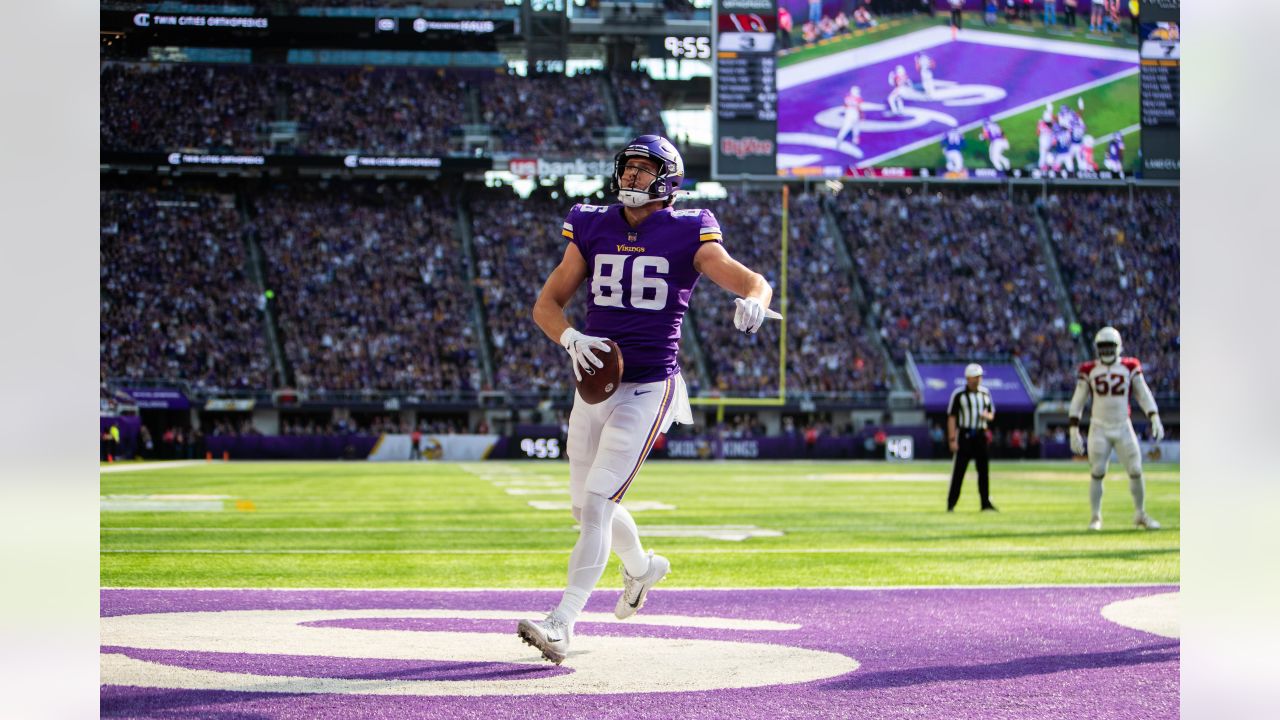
[713,0,1177,182]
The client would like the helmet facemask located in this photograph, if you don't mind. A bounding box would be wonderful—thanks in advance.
[1096,342,1119,364]
[615,155,663,208]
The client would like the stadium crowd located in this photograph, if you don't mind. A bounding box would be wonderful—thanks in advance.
[251,183,482,393]
[480,72,611,154]
[697,190,889,396]
[833,186,1080,392]
[100,63,275,154]
[283,66,470,155]
[1045,188,1180,394]
[100,190,274,391]
[610,71,667,138]
[469,193,579,395]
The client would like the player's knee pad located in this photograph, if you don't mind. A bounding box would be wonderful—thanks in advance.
[579,491,616,533]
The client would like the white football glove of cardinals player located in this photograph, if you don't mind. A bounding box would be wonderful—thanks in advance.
[733,297,766,334]
[1149,414,1164,442]
[559,327,611,383]
[1069,426,1085,456]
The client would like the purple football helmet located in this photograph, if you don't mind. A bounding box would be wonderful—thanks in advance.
[609,134,685,208]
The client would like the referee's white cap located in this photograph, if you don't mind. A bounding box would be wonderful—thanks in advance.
[964,363,984,378]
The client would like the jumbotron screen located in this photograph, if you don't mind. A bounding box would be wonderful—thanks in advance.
[712,0,1178,181]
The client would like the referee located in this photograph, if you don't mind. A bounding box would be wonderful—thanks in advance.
[947,363,998,512]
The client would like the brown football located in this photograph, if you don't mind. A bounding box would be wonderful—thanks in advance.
[575,340,623,404]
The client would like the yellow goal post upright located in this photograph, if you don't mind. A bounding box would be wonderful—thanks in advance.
[689,184,789,425]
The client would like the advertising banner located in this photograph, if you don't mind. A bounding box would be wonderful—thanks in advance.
[367,434,501,461]
[913,363,1034,413]
[123,388,190,410]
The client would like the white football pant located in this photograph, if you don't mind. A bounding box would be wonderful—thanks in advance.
[1038,134,1052,170]
[1086,420,1148,515]
[988,138,1011,170]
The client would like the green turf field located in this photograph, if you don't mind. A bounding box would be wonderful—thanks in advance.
[878,72,1140,173]
[100,460,1179,588]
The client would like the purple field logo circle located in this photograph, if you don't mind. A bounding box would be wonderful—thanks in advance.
[102,586,1179,719]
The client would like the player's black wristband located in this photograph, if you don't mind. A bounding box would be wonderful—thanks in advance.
[1068,417,1079,428]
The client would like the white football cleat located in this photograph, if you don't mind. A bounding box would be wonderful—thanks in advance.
[1134,512,1161,530]
[517,613,571,665]
[1088,516,1103,531]
[615,550,671,620]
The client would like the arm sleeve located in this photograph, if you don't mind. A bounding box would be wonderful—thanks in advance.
[1068,378,1089,420]
[986,391,995,416]
[1131,371,1159,417]
[562,205,584,255]
[698,209,723,244]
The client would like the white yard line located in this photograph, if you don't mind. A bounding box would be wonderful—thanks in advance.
[855,66,1138,167]
[101,545,1177,555]
[100,460,209,474]
[101,582,1179,591]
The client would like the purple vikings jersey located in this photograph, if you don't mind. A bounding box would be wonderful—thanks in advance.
[562,203,721,383]
[1107,138,1124,161]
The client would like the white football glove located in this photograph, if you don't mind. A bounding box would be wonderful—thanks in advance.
[559,327,611,383]
[1149,414,1164,442]
[733,297,766,334]
[1069,426,1084,456]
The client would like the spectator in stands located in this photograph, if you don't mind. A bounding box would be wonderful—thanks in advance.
[100,191,273,391]
[100,63,274,153]
[482,72,609,155]
[253,183,480,393]
[834,187,1079,394]
[1044,189,1179,394]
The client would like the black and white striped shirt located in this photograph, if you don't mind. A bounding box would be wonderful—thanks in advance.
[948,386,994,431]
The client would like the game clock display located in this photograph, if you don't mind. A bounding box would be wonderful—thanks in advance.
[713,0,1172,182]
[519,437,562,460]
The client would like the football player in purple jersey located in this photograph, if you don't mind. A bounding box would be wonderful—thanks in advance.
[518,135,775,664]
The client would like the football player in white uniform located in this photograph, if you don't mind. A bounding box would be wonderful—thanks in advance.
[915,52,937,98]
[835,85,863,149]
[886,65,909,115]
[1068,327,1165,531]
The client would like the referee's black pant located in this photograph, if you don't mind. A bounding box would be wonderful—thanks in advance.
[948,428,992,510]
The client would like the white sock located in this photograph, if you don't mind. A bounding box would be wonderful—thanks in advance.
[1090,478,1104,518]
[611,504,650,577]
[1129,474,1145,515]
[555,493,616,626]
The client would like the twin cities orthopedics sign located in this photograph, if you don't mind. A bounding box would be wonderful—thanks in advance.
[713,0,778,178]
[101,152,492,175]
[102,10,514,51]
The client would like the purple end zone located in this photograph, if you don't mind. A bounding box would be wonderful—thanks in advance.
[102,585,1178,719]
[778,38,1136,167]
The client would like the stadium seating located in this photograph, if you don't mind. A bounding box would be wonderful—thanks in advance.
[100,190,274,390]
[100,63,275,154]
[251,183,481,393]
[1045,188,1180,394]
[695,190,889,396]
[831,186,1081,393]
[282,66,470,155]
[480,72,611,154]
[469,192,580,395]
